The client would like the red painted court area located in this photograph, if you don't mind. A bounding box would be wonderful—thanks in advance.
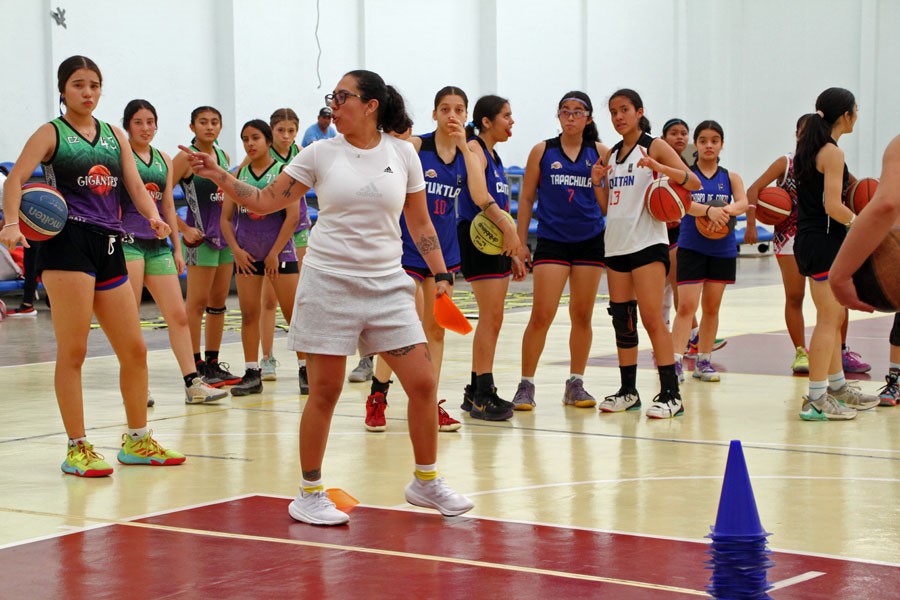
[2,495,897,598]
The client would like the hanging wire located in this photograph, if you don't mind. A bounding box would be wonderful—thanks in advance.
[314,0,322,89]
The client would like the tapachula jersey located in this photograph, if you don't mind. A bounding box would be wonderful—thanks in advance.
[121,146,167,240]
[400,132,463,270]
[457,136,510,222]
[536,136,604,242]
[181,144,229,250]
[679,165,737,258]
[271,143,311,232]
[604,133,666,257]
[233,161,295,262]
[43,117,124,233]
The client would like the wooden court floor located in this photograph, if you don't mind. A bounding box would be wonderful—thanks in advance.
[1,253,898,597]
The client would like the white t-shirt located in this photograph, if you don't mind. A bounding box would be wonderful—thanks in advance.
[283,134,426,277]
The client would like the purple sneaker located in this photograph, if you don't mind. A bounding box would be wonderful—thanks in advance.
[842,347,871,374]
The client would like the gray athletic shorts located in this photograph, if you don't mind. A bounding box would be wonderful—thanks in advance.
[287,265,426,356]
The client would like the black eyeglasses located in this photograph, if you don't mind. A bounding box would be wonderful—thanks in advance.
[325,90,363,106]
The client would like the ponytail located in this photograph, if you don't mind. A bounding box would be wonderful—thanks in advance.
[558,90,599,144]
[345,70,414,134]
[609,88,651,134]
[468,94,509,139]
[638,116,652,134]
[794,88,855,185]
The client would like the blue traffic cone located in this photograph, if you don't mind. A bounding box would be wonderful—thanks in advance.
[711,440,768,538]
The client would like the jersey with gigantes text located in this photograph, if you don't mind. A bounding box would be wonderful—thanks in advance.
[181,145,229,250]
[122,146,167,240]
[233,161,295,262]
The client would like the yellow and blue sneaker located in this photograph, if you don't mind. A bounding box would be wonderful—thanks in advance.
[117,432,186,466]
[62,441,114,477]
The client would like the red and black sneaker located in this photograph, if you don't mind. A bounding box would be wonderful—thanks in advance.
[206,360,242,387]
[365,392,387,432]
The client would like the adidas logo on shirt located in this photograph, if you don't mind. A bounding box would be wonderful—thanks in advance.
[384,166,393,173]
[356,182,381,198]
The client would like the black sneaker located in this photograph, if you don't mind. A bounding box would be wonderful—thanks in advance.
[470,386,514,421]
[207,360,242,386]
[299,366,310,395]
[461,385,474,412]
[231,368,263,396]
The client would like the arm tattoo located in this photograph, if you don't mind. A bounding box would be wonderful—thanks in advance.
[302,469,322,481]
[282,178,297,198]
[415,234,440,255]
[387,344,418,357]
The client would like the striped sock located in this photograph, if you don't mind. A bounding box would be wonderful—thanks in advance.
[828,372,846,392]
[415,464,438,481]
[302,478,324,494]
[808,380,827,401]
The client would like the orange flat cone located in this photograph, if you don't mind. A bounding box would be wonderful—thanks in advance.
[434,294,472,335]
[326,488,359,514]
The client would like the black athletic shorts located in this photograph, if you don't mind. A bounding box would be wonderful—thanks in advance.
[532,233,605,268]
[604,243,670,275]
[36,219,128,290]
[676,247,736,285]
[794,231,844,281]
[244,260,299,276]
[458,220,512,281]
[403,263,461,282]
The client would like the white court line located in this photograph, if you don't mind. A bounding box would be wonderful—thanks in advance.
[769,571,826,590]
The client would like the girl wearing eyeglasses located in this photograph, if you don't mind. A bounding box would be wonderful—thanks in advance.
[510,91,609,411]
[180,69,473,526]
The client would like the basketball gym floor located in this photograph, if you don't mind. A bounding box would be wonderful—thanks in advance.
[1,252,898,598]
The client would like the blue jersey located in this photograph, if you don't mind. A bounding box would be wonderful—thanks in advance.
[679,165,737,258]
[457,137,510,222]
[400,132,462,270]
[536,136,604,242]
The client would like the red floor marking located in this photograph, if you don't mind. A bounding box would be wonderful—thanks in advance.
[586,315,893,379]
[2,496,897,598]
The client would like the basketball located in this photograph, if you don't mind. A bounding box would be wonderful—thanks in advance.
[695,199,736,240]
[645,177,692,222]
[86,164,114,196]
[755,187,792,225]
[852,227,900,312]
[470,209,514,255]
[844,178,878,215]
[19,183,68,241]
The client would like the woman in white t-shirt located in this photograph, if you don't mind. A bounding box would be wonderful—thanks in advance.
[181,69,473,526]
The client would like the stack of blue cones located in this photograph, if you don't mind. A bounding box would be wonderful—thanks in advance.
[706,440,774,599]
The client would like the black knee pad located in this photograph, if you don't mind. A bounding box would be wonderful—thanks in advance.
[608,300,639,349]
[205,305,226,315]
[891,313,900,347]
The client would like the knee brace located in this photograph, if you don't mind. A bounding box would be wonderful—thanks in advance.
[608,300,639,349]
[205,305,226,315]
[891,313,900,347]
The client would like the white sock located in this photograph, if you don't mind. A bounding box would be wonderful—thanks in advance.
[808,380,827,401]
[828,372,846,391]
[521,376,535,384]
[68,436,87,447]
[128,427,148,441]
[298,359,307,368]
[890,362,900,372]
[691,326,700,338]
[301,479,323,493]
[675,353,683,363]
[569,373,583,381]
[246,362,259,370]
[699,353,711,363]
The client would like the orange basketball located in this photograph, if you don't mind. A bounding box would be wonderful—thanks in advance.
[844,178,878,215]
[756,187,792,225]
[645,177,692,223]
[87,164,114,196]
[695,200,735,240]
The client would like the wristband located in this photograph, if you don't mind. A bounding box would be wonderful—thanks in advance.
[2,222,19,229]
[481,200,497,211]
[434,272,454,285]
[681,171,690,186]
[746,205,756,210]
[705,205,711,216]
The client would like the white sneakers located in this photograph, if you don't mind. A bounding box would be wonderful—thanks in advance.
[185,377,229,404]
[289,490,350,525]
[404,476,474,517]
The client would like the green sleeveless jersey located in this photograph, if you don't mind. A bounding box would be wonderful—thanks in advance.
[270,143,299,165]
[181,144,229,249]
[43,117,123,232]
[122,146,167,239]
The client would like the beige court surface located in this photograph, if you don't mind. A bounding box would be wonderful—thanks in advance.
[0,252,898,572]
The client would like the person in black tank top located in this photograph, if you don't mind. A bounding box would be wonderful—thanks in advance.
[793,87,879,421]
[830,135,900,407]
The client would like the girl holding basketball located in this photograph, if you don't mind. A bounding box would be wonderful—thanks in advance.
[457,95,524,421]
[181,70,472,525]
[220,119,299,397]
[792,87,878,420]
[171,106,241,389]
[670,120,747,384]
[595,89,702,418]
[510,91,609,410]
[0,56,184,475]
[365,86,489,433]
[121,99,227,405]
